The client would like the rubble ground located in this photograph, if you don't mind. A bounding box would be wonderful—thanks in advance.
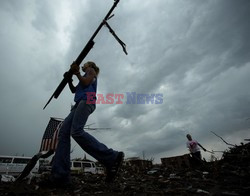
[1,143,250,195]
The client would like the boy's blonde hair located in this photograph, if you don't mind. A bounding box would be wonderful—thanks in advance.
[87,61,100,76]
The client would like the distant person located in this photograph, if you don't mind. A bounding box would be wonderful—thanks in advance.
[186,134,206,162]
[49,61,124,187]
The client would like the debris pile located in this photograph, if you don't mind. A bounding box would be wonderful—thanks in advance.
[1,142,250,195]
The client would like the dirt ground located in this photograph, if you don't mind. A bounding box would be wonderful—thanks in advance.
[1,143,250,196]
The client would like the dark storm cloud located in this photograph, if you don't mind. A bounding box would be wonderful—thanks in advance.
[0,0,250,162]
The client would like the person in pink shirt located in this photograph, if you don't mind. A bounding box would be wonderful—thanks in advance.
[186,134,207,162]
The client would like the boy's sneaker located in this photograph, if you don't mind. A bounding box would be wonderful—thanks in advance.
[105,152,124,183]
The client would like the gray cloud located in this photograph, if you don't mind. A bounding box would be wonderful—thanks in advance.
[0,0,250,163]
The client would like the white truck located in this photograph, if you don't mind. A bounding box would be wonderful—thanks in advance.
[0,155,39,176]
[70,160,104,175]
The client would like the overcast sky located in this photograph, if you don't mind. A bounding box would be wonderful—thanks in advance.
[0,0,250,163]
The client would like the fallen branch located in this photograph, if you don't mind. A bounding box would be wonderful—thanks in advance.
[210,131,235,147]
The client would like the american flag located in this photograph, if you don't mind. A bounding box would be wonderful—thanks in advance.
[39,117,64,152]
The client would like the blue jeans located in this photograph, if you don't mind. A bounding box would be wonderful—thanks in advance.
[51,100,118,182]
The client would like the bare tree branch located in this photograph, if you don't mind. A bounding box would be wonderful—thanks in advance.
[210,131,235,147]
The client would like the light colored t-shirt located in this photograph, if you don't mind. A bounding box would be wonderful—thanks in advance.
[186,140,200,153]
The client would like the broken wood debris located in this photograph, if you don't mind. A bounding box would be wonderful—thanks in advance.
[1,142,250,195]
